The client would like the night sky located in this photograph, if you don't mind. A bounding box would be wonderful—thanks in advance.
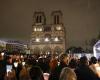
[0,0,100,48]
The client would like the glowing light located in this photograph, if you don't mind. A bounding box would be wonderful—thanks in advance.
[39,56,42,58]
[58,62,60,65]
[45,38,49,42]
[44,56,46,58]
[39,28,42,31]
[34,28,37,31]
[54,37,59,41]
[1,52,4,56]
[47,52,50,54]
[22,61,25,66]
[36,60,38,62]
[14,62,18,68]
[56,26,61,30]
[97,47,100,51]
[93,40,100,58]
[21,55,23,58]
[36,38,40,42]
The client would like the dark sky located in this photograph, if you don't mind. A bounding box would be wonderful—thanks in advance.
[0,0,100,48]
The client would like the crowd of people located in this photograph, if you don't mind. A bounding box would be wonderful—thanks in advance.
[0,52,100,80]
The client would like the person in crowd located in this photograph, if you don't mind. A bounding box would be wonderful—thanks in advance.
[38,57,50,73]
[29,66,44,80]
[97,57,100,77]
[44,58,50,73]
[59,67,77,80]
[38,57,45,72]
[4,69,16,80]
[49,56,58,72]
[89,56,98,75]
[6,56,13,65]
[49,53,69,80]
[19,65,30,80]
[98,57,100,66]
[38,57,49,73]
[0,55,6,80]
[15,62,22,80]
[68,58,78,70]
[75,56,100,80]
[4,56,16,80]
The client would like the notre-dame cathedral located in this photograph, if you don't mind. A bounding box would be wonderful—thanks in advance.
[30,10,66,55]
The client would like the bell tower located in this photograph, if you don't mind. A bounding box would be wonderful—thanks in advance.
[33,11,46,25]
[30,11,66,55]
[51,10,66,54]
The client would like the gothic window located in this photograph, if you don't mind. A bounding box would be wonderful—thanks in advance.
[45,34,51,38]
[54,15,59,24]
[54,15,56,24]
[39,16,42,23]
[57,15,59,24]
[36,16,39,23]
[44,26,51,32]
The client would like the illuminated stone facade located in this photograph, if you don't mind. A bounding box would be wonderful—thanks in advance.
[30,11,66,55]
[0,40,6,51]
[6,40,24,52]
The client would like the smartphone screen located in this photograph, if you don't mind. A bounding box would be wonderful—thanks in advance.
[6,65,12,76]
[22,61,25,66]
[43,73,50,80]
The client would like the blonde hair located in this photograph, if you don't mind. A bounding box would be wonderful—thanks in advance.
[59,67,77,80]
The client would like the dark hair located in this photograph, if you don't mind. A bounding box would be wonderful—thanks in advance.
[90,56,97,64]
[68,59,77,68]
[29,66,44,80]
[80,56,88,65]
[98,57,100,62]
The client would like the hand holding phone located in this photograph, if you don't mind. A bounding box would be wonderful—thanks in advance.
[6,65,12,76]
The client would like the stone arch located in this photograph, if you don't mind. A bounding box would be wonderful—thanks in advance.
[44,34,51,38]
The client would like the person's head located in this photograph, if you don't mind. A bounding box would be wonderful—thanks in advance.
[6,56,12,64]
[59,67,77,80]
[80,56,88,65]
[98,57,100,63]
[59,53,69,64]
[29,66,44,80]
[90,56,97,64]
[68,59,77,69]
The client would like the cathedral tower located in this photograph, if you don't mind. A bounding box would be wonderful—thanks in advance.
[30,11,66,55]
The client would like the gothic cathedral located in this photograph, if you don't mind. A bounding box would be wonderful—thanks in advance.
[30,11,66,55]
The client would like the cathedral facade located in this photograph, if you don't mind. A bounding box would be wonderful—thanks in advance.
[30,11,66,55]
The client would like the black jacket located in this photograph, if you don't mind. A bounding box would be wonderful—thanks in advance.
[75,64,100,80]
[49,62,67,80]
